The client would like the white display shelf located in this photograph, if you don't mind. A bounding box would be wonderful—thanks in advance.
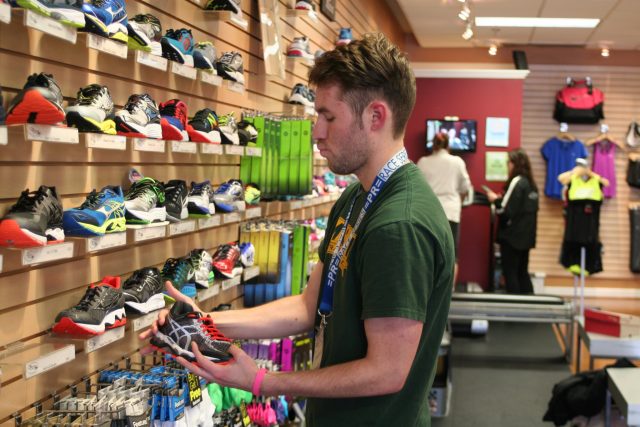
[197,284,221,302]
[85,33,128,59]
[127,222,168,242]
[23,124,79,144]
[0,343,75,380]
[23,9,77,43]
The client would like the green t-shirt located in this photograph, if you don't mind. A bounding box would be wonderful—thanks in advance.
[307,163,454,427]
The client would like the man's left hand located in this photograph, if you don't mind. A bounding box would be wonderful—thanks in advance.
[177,343,260,392]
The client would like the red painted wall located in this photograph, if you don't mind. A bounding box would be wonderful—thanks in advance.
[405,78,524,288]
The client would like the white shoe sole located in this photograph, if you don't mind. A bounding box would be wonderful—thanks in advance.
[124,293,165,314]
[126,207,167,223]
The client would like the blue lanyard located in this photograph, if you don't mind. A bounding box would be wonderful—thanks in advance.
[318,149,410,316]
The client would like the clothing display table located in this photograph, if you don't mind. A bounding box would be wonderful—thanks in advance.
[576,318,640,372]
[605,367,640,427]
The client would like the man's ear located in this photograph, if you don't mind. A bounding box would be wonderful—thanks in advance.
[368,101,388,132]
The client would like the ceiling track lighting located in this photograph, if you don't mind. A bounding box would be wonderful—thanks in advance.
[458,5,471,21]
[488,44,498,55]
[601,48,610,57]
[462,23,474,40]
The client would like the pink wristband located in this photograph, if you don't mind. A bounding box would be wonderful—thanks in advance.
[252,368,268,396]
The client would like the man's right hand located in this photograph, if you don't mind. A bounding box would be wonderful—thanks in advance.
[138,281,203,341]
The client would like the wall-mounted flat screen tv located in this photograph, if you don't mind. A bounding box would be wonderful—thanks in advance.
[426,119,477,153]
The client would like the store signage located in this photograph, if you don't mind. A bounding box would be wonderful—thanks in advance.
[85,327,124,353]
[0,2,10,24]
[87,232,127,252]
[197,284,220,302]
[24,10,77,43]
[223,212,241,224]
[171,62,197,80]
[133,138,165,153]
[24,345,75,379]
[85,133,126,150]
[200,143,224,155]
[86,33,128,59]
[197,216,222,229]
[222,275,241,291]
[136,51,168,71]
[25,124,79,144]
[200,71,222,86]
[22,242,74,266]
[245,147,262,157]
[169,220,196,236]
[320,0,336,21]
[244,207,262,219]
[171,141,197,154]
[224,145,245,156]
[243,266,260,281]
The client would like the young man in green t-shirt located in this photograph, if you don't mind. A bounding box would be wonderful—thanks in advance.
[141,32,454,426]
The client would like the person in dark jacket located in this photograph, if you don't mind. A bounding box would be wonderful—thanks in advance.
[487,149,539,294]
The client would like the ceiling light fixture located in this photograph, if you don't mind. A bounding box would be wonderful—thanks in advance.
[475,17,600,28]
[488,44,498,55]
[457,0,467,3]
[601,48,610,57]
[462,23,474,40]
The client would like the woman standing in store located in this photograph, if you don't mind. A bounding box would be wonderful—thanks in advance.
[486,149,539,294]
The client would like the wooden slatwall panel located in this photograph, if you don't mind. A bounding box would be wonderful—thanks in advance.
[522,64,640,284]
[0,0,400,423]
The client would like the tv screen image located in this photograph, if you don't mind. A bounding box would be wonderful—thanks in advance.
[426,119,477,153]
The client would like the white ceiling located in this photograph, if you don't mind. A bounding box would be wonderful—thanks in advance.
[396,0,640,50]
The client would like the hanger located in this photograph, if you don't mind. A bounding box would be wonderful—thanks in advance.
[557,122,576,141]
[586,123,626,150]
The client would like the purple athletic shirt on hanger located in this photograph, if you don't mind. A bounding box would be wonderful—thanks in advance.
[592,140,616,198]
[541,137,588,200]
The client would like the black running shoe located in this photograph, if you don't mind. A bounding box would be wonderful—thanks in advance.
[237,120,258,146]
[216,52,244,84]
[6,73,65,125]
[122,267,165,314]
[187,108,221,144]
[163,180,188,223]
[204,0,240,13]
[150,301,233,363]
[53,276,126,335]
[0,185,64,248]
[161,257,193,290]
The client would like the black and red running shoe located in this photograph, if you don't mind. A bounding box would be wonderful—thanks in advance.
[6,73,65,125]
[150,301,232,363]
[159,99,189,141]
[0,185,64,248]
[53,276,127,335]
[212,242,243,278]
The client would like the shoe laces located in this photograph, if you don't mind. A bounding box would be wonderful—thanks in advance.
[160,101,186,123]
[162,258,184,279]
[75,286,101,311]
[79,189,102,209]
[127,179,165,203]
[11,189,46,213]
[192,109,218,127]
[76,85,103,105]
[219,52,236,65]
[165,182,185,204]
[198,315,232,342]
[214,244,238,262]
[190,181,211,196]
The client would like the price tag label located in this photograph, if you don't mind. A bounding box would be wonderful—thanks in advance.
[243,266,260,281]
[86,33,128,58]
[0,254,3,273]
[85,327,125,353]
[226,81,245,93]
[245,146,262,156]
[244,207,261,219]
[133,224,167,242]
[197,284,220,302]
[133,138,165,152]
[24,345,75,379]
[290,200,303,210]
[22,242,74,265]
[197,216,221,229]
[171,141,197,154]
[25,124,79,144]
[200,71,222,86]
[24,10,77,43]
[0,126,7,146]
[132,311,160,332]
[0,2,10,24]
[224,145,244,156]
[86,232,126,252]
[230,12,249,30]
[171,61,197,80]
[169,220,196,236]
[187,373,202,407]
[223,212,241,224]
[85,133,126,150]
[222,275,241,291]
[200,143,223,155]
[135,50,168,71]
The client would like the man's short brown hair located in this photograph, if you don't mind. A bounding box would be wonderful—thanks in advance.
[309,32,416,139]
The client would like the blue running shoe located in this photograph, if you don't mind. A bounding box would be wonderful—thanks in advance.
[81,0,128,43]
[213,179,245,213]
[337,27,353,46]
[187,180,215,217]
[63,185,126,237]
[161,28,195,65]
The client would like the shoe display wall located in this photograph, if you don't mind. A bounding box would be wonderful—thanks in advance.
[0,0,360,421]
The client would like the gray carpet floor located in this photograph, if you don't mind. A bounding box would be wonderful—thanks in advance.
[432,322,571,427]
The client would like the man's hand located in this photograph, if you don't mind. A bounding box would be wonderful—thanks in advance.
[138,281,202,342]
[486,190,499,203]
[176,343,259,392]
